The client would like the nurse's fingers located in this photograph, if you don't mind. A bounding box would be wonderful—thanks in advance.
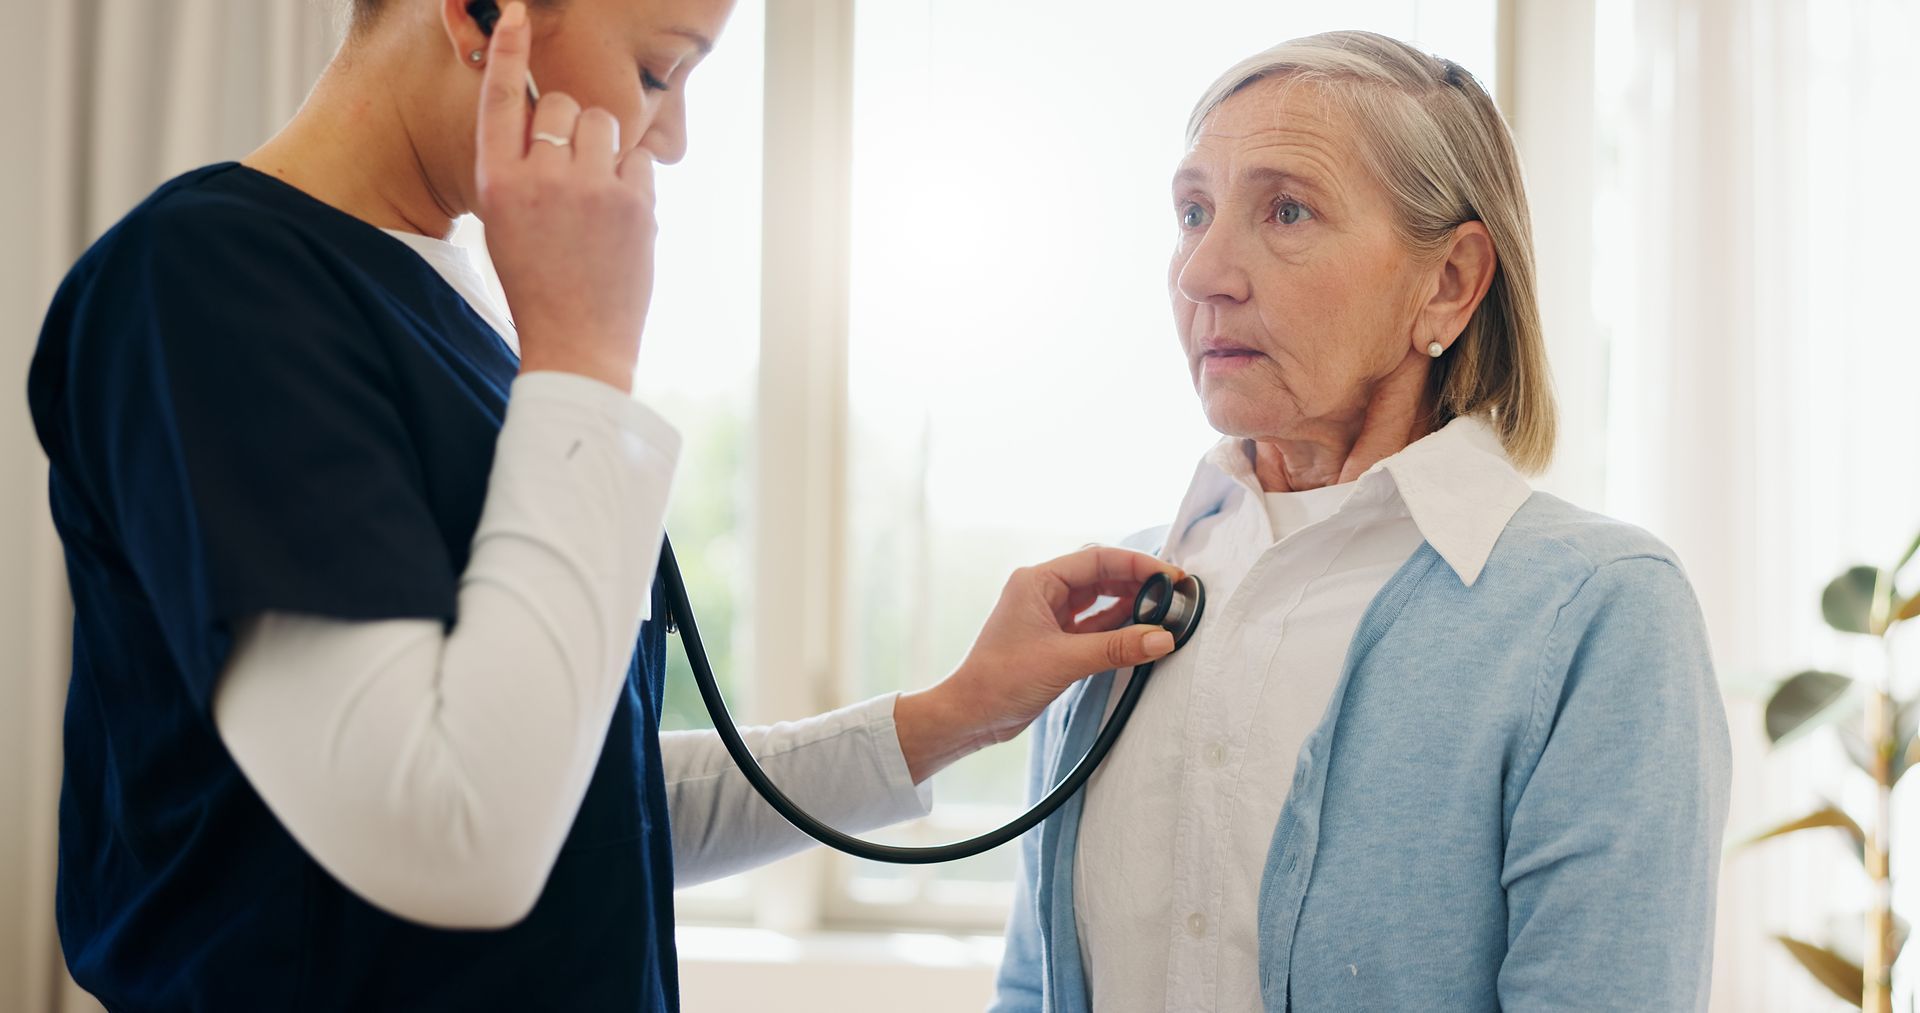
[572,108,620,174]
[527,91,582,169]
[617,142,656,196]
[1029,546,1183,616]
[476,1,532,167]
[1068,597,1134,635]
[1055,581,1149,627]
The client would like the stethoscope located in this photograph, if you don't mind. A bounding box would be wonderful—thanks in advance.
[658,537,1207,864]
[464,0,1209,864]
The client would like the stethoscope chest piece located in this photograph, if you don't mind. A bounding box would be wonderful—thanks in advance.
[1132,571,1207,649]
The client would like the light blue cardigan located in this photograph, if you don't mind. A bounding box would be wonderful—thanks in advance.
[991,492,1731,1011]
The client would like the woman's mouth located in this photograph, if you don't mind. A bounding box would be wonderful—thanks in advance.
[1200,343,1265,373]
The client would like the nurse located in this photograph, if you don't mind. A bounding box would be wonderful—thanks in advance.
[25,1,1182,1009]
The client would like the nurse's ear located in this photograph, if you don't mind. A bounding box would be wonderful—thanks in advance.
[440,0,500,69]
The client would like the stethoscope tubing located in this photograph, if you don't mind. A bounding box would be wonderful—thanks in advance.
[659,536,1176,864]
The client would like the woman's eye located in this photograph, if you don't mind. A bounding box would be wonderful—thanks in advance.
[1274,199,1313,225]
[1180,203,1211,229]
[641,68,671,92]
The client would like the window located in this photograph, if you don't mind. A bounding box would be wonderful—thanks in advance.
[641,0,766,737]
[643,0,768,920]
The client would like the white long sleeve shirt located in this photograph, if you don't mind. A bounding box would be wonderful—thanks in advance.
[1074,416,1531,1011]
[213,229,929,929]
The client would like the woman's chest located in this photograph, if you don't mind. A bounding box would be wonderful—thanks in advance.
[1071,504,1427,1000]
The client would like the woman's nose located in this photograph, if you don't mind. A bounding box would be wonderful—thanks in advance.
[642,94,689,166]
[1174,225,1251,305]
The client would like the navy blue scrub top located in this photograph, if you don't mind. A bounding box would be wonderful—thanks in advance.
[27,163,680,1012]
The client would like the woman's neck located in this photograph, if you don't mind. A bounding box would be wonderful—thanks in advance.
[1251,352,1436,493]
[243,36,465,238]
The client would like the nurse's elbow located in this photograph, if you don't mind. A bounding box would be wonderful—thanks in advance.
[312,802,559,929]
[346,848,552,930]
[417,876,545,931]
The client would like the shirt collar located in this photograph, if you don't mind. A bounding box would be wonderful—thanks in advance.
[1163,414,1532,587]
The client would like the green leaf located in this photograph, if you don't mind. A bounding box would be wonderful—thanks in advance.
[1901,733,1920,788]
[1837,699,1920,787]
[1896,529,1920,574]
[1884,531,1920,626]
[1774,935,1864,1007]
[1896,700,1920,786]
[1739,805,1864,862]
[1823,566,1893,636]
[1766,670,1855,744]
[1809,913,1909,970]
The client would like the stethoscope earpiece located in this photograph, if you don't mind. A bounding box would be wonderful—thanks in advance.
[467,0,502,36]
[1133,571,1207,650]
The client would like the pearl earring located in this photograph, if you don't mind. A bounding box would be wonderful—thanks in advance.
[1427,341,1445,358]
[469,49,485,63]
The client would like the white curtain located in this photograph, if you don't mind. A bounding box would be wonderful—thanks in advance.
[0,3,339,1010]
[1587,0,1920,1008]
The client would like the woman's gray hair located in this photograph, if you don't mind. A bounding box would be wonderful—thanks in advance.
[1188,31,1556,473]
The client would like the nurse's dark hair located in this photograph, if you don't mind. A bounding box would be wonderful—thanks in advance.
[346,0,566,38]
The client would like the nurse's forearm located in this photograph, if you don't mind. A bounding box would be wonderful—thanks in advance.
[661,697,931,886]
[890,553,1185,784]
[213,372,678,930]
[894,685,996,784]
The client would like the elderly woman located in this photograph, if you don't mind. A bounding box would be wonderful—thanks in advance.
[992,32,1731,1013]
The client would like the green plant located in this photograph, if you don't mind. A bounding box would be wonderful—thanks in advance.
[1749,530,1920,1012]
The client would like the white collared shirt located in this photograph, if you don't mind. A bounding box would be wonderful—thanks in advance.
[1074,415,1531,1011]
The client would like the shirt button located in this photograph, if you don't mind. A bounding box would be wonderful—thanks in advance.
[1187,912,1207,937]
[1204,742,1226,768]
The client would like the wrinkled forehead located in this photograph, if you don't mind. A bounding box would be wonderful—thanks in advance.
[1175,76,1369,195]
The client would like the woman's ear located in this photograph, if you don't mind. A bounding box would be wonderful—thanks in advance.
[1417,221,1497,356]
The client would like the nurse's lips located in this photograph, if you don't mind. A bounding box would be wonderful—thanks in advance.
[1199,339,1265,373]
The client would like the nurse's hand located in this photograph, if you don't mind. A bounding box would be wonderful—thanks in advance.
[893,547,1184,783]
[473,1,655,393]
